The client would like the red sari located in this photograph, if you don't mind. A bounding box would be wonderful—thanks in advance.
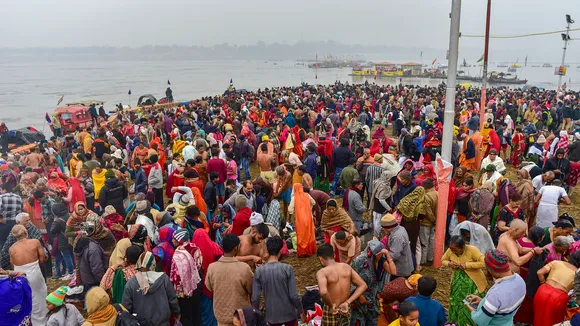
[511,132,525,168]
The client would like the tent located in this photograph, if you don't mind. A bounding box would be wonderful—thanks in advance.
[8,128,46,146]
[137,94,157,106]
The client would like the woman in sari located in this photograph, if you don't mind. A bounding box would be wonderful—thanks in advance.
[320,199,355,243]
[378,274,421,323]
[459,134,476,171]
[132,142,149,164]
[394,186,426,257]
[350,240,396,326]
[191,187,207,216]
[85,213,117,260]
[544,236,571,263]
[510,127,525,167]
[152,226,175,275]
[534,251,580,326]
[414,163,435,187]
[47,171,68,198]
[516,169,536,228]
[539,215,575,247]
[192,228,224,326]
[290,183,316,257]
[65,202,93,245]
[442,235,487,326]
[370,139,381,156]
[213,204,234,246]
[468,182,495,229]
[63,177,86,213]
[454,177,476,223]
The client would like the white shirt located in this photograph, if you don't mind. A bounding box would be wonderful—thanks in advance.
[532,175,545,192]
[539,185,567,205]
[183,145,196,162]
[481,156,506,173]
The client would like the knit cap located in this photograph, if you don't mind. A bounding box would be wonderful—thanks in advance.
[173,228,190,244]
[485,249,510,273]
[46,286,68,306]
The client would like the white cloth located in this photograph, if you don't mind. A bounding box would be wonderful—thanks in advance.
[536,185,568,228]
[453,221,495,255]
[182,145,197,162]
[13,261,47,326]
[172,186,194,205]
[134,215,159,245]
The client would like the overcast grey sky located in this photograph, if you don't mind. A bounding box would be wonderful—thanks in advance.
[1,0,578,60]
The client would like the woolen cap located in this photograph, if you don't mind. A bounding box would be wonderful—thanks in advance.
[381,214,397,228]
[485,249,510,273]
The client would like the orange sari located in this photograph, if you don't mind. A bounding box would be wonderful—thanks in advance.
[293,183,317,257]
[471,131,484,170]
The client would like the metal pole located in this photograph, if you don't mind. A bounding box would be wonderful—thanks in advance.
[558,21,571,90]
[434,0,461,269]
[441,0,461,163]
[479,0,491,131]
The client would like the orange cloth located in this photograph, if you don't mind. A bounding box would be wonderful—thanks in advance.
[191,187,207,215]
[293,184,317,257]
[471,132,484,170]
[150,137,166,171]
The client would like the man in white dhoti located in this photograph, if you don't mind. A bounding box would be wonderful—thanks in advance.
[535,179,572,228]
[9,225,47,325]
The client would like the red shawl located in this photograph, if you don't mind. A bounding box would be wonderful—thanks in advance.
[67,177,86,210]
[192,228,224,298]
[231,207,252,236]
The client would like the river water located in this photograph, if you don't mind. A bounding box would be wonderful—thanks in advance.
[1,56,579,133]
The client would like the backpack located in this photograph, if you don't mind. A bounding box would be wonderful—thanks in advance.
[113,303,141,326]
[245,142,255,161]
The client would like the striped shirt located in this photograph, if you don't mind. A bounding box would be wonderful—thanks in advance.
[0,193,23,221]
[471,273,526,326]
[365,164,386,189]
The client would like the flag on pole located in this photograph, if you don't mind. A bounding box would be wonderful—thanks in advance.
[167,80,171,85]
[128,89,132,95]
[432,58,437,65]
[420,51,423,57]
[477,55,484,63]
[45,113,52,124]
[56,95,64,105]
[462,58,467,67]
[524,55,528,67]
[230,78,233,85]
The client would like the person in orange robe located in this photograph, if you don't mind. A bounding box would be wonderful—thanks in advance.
[291,184,317,257]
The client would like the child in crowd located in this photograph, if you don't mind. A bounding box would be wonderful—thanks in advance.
[407,276,446,326]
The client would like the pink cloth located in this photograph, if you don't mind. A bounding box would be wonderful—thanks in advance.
[170,248,201,297]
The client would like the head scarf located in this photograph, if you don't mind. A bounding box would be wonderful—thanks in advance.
[369,170,395,213]
[556,131,569,154]
[354,240,387,280]
[67,201,91,228]
[67,177,86,208]
[129,224,149,247]
[152,226,175,274]
[370,139,381,156]
[320,199,353,232]
[469,184,495,218]
[191,187,207,215]
[109,238,131,267]
[453,166,470,186]
[85,287,117,325]
[452,221,495,257]
[396,186,426,221]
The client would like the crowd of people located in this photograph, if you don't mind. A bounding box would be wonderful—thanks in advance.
[0,81,580,326]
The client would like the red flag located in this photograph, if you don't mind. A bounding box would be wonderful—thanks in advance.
[167,80,171,85]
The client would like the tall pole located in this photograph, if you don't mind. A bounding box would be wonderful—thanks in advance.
[479,0,491,131]
[441,0,461,163]
[558,17,572,90]
[434,0,461,269]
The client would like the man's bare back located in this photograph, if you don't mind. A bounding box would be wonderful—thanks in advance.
[25,153,44,168]
[317,261,367,318]
[9,239,46,267]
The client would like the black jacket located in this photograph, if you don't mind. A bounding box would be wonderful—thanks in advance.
[543,157,570,181]
[332,145,354,169]
[569,142,580,162]
[99,178,128,216]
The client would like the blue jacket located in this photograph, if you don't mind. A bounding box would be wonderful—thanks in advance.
[407,295,446,326]
[304,152,318,180]
[134,168,147,194]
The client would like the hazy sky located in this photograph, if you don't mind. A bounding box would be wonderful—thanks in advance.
[1,0,578,60]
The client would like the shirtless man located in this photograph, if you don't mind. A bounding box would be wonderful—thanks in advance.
[9,224,48,325]
[237,223,269,270]
[316,244,367,326]
[21,166,41,185]
[24,147,45,168]
[497,219,542,272]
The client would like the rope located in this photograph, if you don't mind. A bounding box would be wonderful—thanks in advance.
[461,28,580,39]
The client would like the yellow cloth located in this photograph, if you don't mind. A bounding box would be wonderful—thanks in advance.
[69,154,80,177]
[546,261,575,291]
[92,170,106,200]
[389,319,420,326]
[109,238,131,267]
[83,134,93,154]
[442,245,487,293]
[83,287,117,326]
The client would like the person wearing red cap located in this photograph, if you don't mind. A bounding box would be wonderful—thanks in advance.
[465,249,526,326]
